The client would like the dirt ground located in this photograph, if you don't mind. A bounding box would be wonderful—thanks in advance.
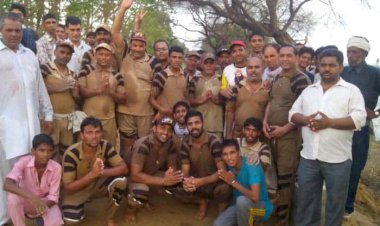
[22,135,380,226]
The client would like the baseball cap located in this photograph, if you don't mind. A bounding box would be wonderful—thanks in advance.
[186,50,201,59]
[56,41,74,53]
[95,24,111,33]
[95,43,114,53]
[201,52,216,63]
[216,48,230,56]
[131,32,147,44]
[155,116,174,128]
[230,40,246,51]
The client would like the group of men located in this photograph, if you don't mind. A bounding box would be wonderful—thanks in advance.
[1,0,380,226]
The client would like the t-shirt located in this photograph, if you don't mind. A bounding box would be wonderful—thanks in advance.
[221,64,247,89]
[230,157,273,221]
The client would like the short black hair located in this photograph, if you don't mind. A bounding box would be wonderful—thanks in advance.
[32,134,54,149]
[280,44,298,56]
[9,3,27,16]
[86,31,96,38]
[250,31,264,39]
[263,43,280,54]
[185,109,203,124]
[173,100,190,112]
[298,46,315,58]
[0,12,22,29]
[80,117,103,132]
[153,39,169,50]
[319,49,344,65]
[221,139,240,152]
[169,45,184,56]
[42,13,57,22]
[65,16,81,27]
[243,117,263,131]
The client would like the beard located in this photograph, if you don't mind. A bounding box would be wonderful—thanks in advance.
[190,128,203,138]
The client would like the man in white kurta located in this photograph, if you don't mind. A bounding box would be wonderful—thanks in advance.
[0,13,53,225]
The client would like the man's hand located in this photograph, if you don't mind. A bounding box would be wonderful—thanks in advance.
[219,87,233,99]
[366,108,380,119]
[263,120,271,139]
[88,158,104,179]
[135,8,147,22]
[163,167,183,186]
[268,125,287,139]
[42,121,53,135]
[218,169,236,185]
[183,176,196,192]
[120,0,133,10]
[30,196,48,216]
[308,112,331,131]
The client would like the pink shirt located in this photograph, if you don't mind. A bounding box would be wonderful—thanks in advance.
[6,155,62,204]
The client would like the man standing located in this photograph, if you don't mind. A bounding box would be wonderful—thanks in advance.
[36,13,58,65]
[62,117,128,226]
[65,16,91,74]
[153,39,170,69]
[249,31,265,59]
[0,12,53,225]
[290,49,366,226]
[184,50,202,83]
[189,53,224,138]
[179,110,231,220]
[341,36,380,216]
[225,57,269,138]
[215,48,231,75]
[41,41,79,157]
[78,43,125,147]
[263,45,310,226]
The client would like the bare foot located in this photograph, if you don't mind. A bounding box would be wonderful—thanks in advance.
[107,219,119,226]
[125,207,137,223]
[194,199,208,220]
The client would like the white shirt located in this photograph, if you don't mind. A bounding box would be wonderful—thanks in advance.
[0,40,53,159]
[66,39,91,74]
[222,64,247,87]
[289,78,366,163]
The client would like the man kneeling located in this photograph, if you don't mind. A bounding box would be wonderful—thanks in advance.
[61,117,128,226]
[214,139,273,226]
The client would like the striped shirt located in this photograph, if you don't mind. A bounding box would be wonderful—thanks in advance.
[237,139,271,166]
[62,140,123,184]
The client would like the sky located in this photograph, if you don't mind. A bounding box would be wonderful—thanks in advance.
[172,0,380,65]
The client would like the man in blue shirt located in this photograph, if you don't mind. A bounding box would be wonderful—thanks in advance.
[214,139,273,226]
[341,36,380,216]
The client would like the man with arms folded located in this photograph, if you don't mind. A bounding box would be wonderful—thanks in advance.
[290,49,366,226]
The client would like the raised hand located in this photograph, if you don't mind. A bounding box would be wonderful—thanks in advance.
[120,0,133,10]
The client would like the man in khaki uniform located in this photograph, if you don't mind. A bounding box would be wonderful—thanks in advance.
[41,41,79,157]
[188,53,224,138]
[112,0,162,162]
[78,43,125,147]
[150,46,188,116]
[225,57,269,138]
[263,45,310,226]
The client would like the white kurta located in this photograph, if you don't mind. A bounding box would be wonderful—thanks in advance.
[0,40,53,224]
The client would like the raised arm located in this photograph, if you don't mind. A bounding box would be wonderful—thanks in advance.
[112,0,133,48]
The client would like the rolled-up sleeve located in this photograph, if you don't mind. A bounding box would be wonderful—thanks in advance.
[46,164,62,204]
[349,86,367,130]
[36,61,53,121]
[288,91,304,123]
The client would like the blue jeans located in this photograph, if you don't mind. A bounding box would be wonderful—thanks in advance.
[295,158,352,226]
[345,125,370,213]
[214,196,266,226]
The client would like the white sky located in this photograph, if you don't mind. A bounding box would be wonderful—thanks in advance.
[172,0,380,65]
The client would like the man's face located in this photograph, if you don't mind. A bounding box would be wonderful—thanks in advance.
[347,46,366,67]
[319,56,343,84]
[173,105,188,124]
[222,145,240,167]
[154,124,173,143]
[243,125,261,144]
[67,23,82,43]
[10,9,25,24]
[32,143,54,166]
[217,52,231,69]
[0,18,22,51]
[55,26,66,40]
[43,18,57,35]
[154,42,169,61]
[246,58,264,81]
[231,46,247,64]
[298,52,313,70]
[54,46,73,65]
[185,55,200,71]
[169,52,184,69]
[279,47,298,71]
[80,125,102,148]
[201,59,216,76]
[186,116,203,138]
[250,35,264,53]
[263,46,279,70]
[95,48,112,67]
[86,35,96,46]
[130,40,146,59]
[96,30,111,44]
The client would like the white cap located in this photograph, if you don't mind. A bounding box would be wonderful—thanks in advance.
[347,36,370,52]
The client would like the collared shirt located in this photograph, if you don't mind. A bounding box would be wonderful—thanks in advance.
[6,155,62,203]
[21,27,38,54]
[341,62,380,111]
[262,67,282,81]
[221,64,247,89]
[66,40,91,74]
[36,33,56,65]
[0,40,53,159]
[237,138,271,166]
[289,78,367,163]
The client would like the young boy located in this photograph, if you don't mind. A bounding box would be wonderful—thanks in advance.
[238,117,277,200]
[3,134,63,226]
[215,139,273,226]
